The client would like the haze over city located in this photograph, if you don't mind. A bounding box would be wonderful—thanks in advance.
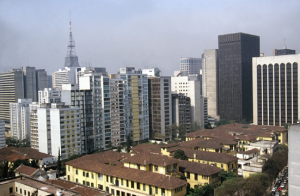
[1,0,300,75]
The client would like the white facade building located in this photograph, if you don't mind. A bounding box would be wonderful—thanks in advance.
[142,68,160,77]
[171,75,205,127]
[38,88,61,104]
[180,57,202,75]
[52,67,76,89]
[253,54,300,126]
[10,99,32,142]
[289,124,300,195]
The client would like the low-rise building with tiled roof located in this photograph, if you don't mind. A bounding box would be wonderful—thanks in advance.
[66,152,187,196]
[130,143,162,154]
[166,147,238,175]
[178,160,222,188]
[14,164,48,180]
[123,152,179,175]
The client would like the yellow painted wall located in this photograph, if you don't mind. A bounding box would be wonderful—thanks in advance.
[67,164,186,196]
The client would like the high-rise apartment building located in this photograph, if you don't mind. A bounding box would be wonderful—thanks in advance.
[109,78,125,146]
[171,75,205,127]
[0,120,5,149]
[52,67,77,89]
[252,54,300,126]
[218,32,260,122]
[119,67,149,142]
[202,49,219,120]
[9,99,32,142]
[62,73,112,153]
[180,57,202,75]
[148,76,172,139]
[38,88,61,104]
[172,94,191,132]
[49,103,81,159]
[0,70,24,124]
[273,48,296,56]
[36,69,48,93]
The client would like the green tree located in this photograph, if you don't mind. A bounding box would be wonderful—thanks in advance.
[220,171,237,183]
[57,148,61,178]
[190,122,201,132]
[126,134,132,153]
[214,119,230,127]
[174,149,188,160]
[187,184,214,196]
[117,146,122,153]
[6,137,30,147]
[215,177,244,196]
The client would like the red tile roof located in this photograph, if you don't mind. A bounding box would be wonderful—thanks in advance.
[169,148,238,164]
[178,160,222,175]
[14,164,38,176]
[47,179,109,196]
[0,147,53,162]
[131,143,162,154]
[123,152,179,166]
[242,148,260,155]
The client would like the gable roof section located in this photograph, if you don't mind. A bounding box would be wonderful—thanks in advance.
[14,164,39,176]
[123,152,179,166]
[178,160,222,175]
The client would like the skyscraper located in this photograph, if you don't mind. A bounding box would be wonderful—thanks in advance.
[252,54,300,126]
[148,76,172,139]
[273,48,296,56]
[218,32,260,122]
[202,49,219,120]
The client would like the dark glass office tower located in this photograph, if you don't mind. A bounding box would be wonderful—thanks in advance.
[218,33,260,122]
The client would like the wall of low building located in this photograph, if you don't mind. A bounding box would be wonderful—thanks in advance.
[185,172,221,188]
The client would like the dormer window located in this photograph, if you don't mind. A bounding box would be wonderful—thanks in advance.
[154,165,158,171]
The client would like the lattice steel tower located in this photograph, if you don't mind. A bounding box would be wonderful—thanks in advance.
[64,21,80,67]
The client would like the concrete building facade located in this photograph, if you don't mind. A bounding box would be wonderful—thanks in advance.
[172,94,191,132]
[9,99,32,142]
[0,120,5,149]
[148,76,172,139]
[289,124,300,195]
[119,67,149,142]
[252,54,300,126]
[202,49,219,120]
[171,75,205,127]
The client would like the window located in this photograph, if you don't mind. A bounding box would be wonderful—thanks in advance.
[28,192,30,196]
[76,169,78,175]
[106,187,109,192]
[83,180,85,185]
[167,165,171,172]
[9,187,13,193]
[221,164,223,169]
[92,173,94,179]
[131,181,134,188]
[86,172,89,178]
[143,184,146,191]
[106,175,109,182]
[20,189,22,194]
[83,171,85,176]
[137,182,140,190]
[98,173,103,180]
[24,190,27,195]
[126,180,129,187]
[162,188,165,195]
[154,165,158,171]
[155,187,158,194]
[110,176,114,183]
[86,182,90,186]
[202,175,208,179]
[173,164,177,171]
[98,184,103,190]
[91,183,94,187]
[121,179,123,186]
[186,172,190,179]
[76,178,78,183]
[68,166,70,171]
[195,173,198,180]
[67,175,70,181]
[16,187,18,192]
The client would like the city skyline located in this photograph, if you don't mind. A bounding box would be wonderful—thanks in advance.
[1,0,300,76]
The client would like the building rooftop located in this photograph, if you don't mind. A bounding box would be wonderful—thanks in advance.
[47,179,110,196]
[14,164,39,176]
[0,147,53,161]
[131,143,162,154]
[178,160,221,176]
[123,152,179,166]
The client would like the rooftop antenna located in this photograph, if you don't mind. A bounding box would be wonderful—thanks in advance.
[284,38,287,49]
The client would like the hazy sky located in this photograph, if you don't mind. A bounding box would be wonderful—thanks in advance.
[1,0,300,76]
